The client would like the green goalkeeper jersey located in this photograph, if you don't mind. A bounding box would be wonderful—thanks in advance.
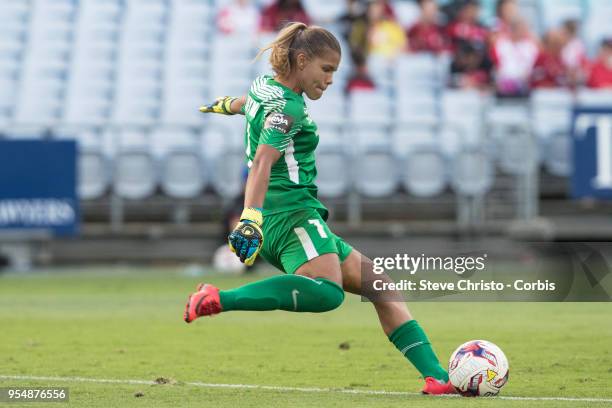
[242,74,328,218]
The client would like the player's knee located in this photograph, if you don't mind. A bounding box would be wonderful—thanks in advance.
[315,278,345,312]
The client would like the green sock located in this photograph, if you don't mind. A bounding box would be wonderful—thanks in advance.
[388,320,449,382]
[219,274,344,313]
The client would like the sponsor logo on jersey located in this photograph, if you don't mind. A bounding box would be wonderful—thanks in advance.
[264,112,294,134]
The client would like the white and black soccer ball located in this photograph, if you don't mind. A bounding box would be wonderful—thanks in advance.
[448,340,509,397]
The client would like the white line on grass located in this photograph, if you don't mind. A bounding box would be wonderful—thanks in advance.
[1,375,611,404]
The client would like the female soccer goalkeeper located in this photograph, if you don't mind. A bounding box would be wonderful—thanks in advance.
[184,22,454,395]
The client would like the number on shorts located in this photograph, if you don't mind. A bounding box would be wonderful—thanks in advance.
[308,219,328,238]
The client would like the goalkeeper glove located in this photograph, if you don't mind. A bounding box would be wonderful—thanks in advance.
[228,207,264,266]
[199,96,237,115]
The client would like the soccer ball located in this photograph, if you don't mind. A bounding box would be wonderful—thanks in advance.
[448,340,509,397]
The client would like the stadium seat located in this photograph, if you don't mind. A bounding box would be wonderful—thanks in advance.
[350,125,390,150]
[396,54,440,92]
[441,90,486,150]
[0,78,18,126]
[348,90,393,127]
[402,147,448,197]
[391,126,438,157]
[576,89,612,107]
[496,126,537,176]
[160,147,206,199]
[53,126,112,200]
[211,147,246,199]
[396,91,439,127]
[367,55,394,91]
[391,0,420,28]
[316,147,351,198]
[162,84,208,126]
[530,89,574,163]
[539,0,584,31]
[451,149,494,196]
[112,82,161,126]
[307,91,345,127]
[487,104,530,164]
[79,148,111,200]
[316,124,345,149]
[13,0,75,127]
[0,1,31,24]
[354,147,399,197]
[543,130,572,177]
[584,0,612,52]
[3,125,48,139]
[113,147,157,200]
[151,127,206,199]
[302,0,347,24]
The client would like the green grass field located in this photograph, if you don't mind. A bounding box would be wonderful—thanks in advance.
[1,266,611,407]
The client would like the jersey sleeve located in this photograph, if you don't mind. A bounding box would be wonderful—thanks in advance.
[258,97,303,154]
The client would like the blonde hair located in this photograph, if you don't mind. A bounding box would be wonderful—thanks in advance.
[256,22,341,78]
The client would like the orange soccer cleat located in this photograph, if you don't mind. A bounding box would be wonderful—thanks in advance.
[183,283,222,323]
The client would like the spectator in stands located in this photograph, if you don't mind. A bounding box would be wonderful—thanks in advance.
[561,19,589,86]
[449,39,493,90]
[338,0,369,61]
[587,38,612,89]
[406,0,449,54]
[491,18,539,97]
[259,0,311,33]
[378,0,397,20]
[366,0,407,59]
[531,29,572,88]
[338,0,366,39]
[492,0,519,37]
[345,51,376,92]
[217,0,260,36]
[446,0,489,51]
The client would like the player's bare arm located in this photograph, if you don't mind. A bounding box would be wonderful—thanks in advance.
[243,144,281,208]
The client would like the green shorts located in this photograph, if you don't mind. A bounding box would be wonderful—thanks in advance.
[259,208,353,274]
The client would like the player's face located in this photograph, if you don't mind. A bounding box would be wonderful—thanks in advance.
[299,51,340,100]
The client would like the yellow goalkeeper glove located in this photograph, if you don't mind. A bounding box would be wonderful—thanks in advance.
[228,207,264,266]
[199,96,237,115]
